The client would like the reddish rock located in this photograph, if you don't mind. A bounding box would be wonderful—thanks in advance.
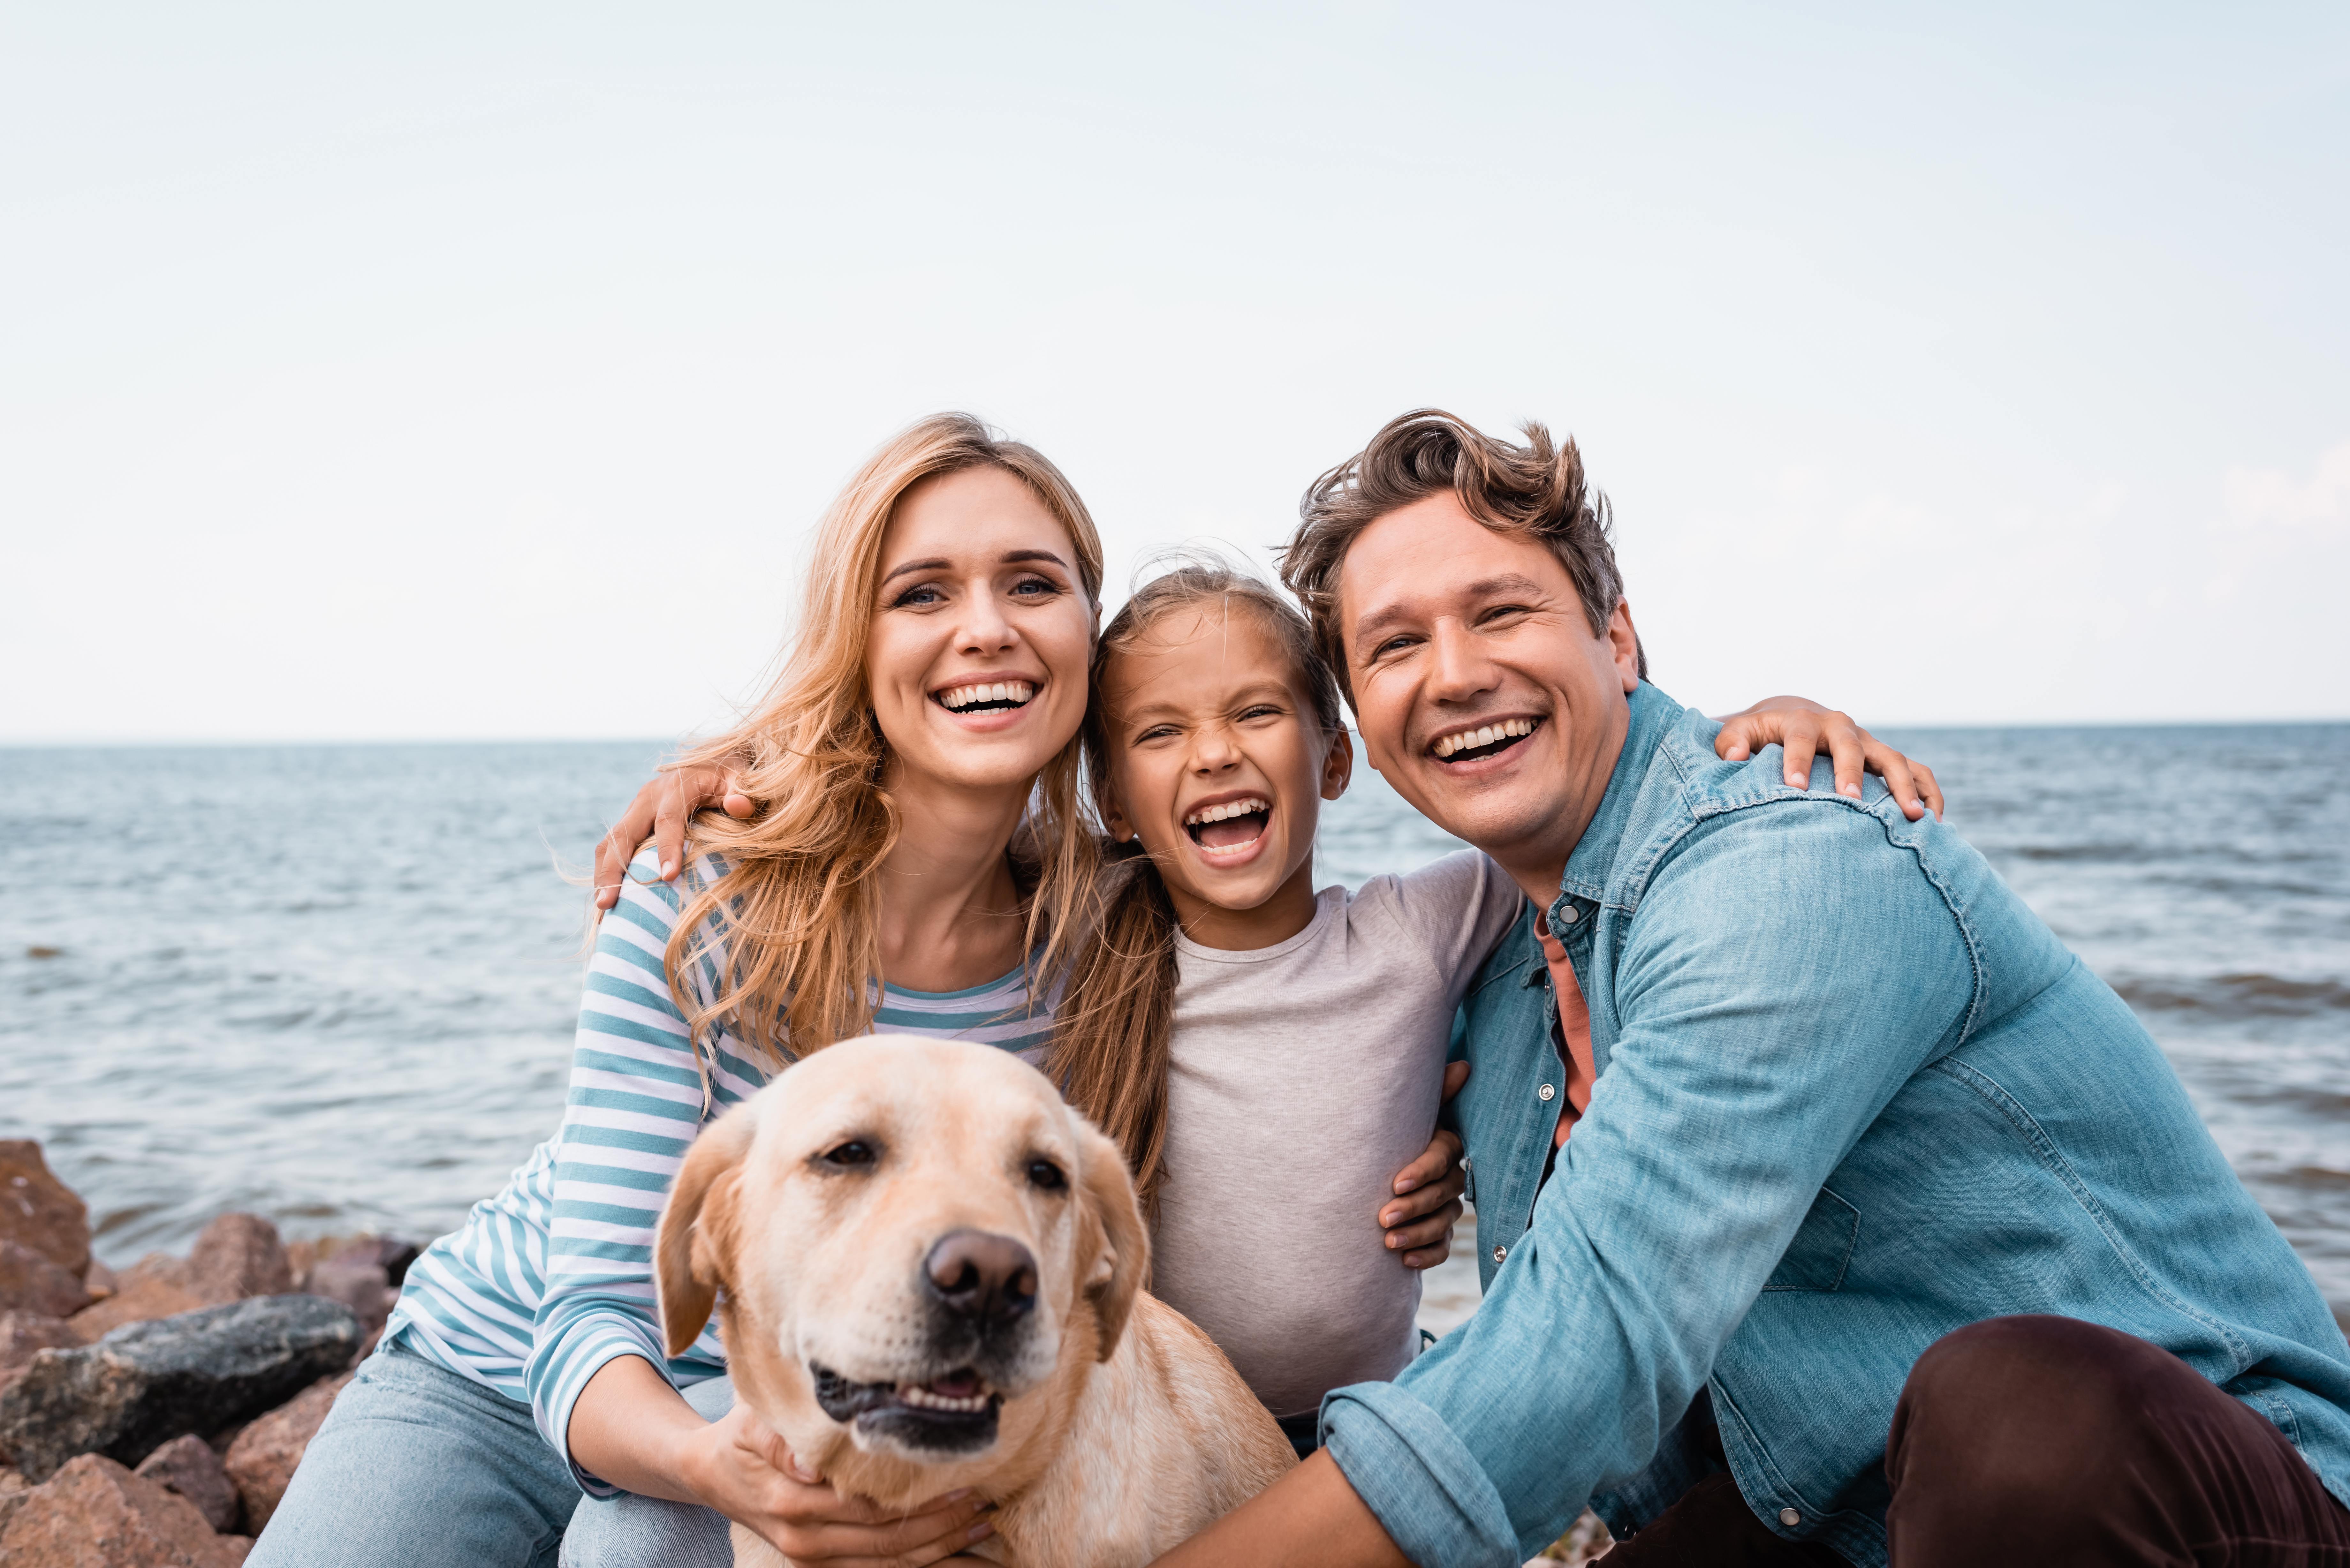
[185,1216,292,1306]
[0,1143,91,1281]
[303,1254,392,1338]
[82,1260,118,1301]
[133,1432,240,1532]
[1,1311,79,1371]
[223,1371,350,1534]
[68,1262,203,1344]
[0,1241,90,1319]
[0,1451,247,1566]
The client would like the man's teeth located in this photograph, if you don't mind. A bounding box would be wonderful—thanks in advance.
[898,1384,992,1413]
[1432,718,1537,758]
[1183,797,1271,826]
[940,680,1036,710]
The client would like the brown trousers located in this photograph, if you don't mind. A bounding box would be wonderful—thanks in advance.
[1603,1316,2350,1567]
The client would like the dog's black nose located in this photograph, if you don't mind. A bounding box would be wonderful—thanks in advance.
[923,1230,1037,1325]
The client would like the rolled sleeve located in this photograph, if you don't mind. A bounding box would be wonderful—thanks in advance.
[531,1305,677,1495]
[1321,1380,1522,1568]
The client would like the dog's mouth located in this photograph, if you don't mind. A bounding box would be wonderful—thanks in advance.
[811,1362,1002,1454]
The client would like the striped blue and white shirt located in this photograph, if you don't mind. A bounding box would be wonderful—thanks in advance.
[383,852,1054,1489]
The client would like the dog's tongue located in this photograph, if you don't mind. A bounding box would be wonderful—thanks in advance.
[1198,812,1264,850]
[922,1370,984,1398]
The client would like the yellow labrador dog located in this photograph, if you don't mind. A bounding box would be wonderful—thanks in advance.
[655,1035,1295,1568]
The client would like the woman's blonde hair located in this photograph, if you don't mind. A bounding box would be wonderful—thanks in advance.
[1050,559,1345,1217]
[664,412,1105,1073]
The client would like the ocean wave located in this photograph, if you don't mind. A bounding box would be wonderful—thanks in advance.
[2113,973,2350,1018]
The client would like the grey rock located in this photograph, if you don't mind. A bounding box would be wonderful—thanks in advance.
[0,1294,360,1482]
[134,1432,240,1533]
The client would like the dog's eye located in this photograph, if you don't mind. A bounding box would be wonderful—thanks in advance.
[819,1140,877,1169]
[1027,1159,1067,1192]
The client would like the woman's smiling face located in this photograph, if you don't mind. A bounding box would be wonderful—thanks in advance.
[865,465,1096,798]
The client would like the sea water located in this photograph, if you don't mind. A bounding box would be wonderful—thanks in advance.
[3,726,2345,1335]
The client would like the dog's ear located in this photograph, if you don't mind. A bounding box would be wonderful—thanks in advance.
[654,1098,760,1357]
[1076,1119,1150,1363]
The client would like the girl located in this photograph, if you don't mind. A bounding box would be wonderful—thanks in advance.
[1059,559,1528,1455]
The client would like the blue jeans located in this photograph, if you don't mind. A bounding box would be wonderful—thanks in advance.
[559,1373,735,1568]
[247,1340,581,1568]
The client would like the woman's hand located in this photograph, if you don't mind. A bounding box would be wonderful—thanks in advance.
[674,1403,996,1566]
[1379,1062,1471,1270]
[570,1357,993,1565]
[1713,697,1943,822]
[592,764,757,912]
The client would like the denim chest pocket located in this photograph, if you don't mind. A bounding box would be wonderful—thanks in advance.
[1762,1186,1859,1292]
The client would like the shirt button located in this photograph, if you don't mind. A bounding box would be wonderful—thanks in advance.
[1491,1245,1507,1263]
[1538,1083,1556,1101]
[1778,1508,1800,1527]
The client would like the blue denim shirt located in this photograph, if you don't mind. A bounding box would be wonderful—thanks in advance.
[1320,682,2350,1568]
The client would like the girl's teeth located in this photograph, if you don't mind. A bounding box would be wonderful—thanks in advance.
[1184,797,1270,826]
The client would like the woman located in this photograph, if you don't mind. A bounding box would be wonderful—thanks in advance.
[255,412,1933,1568]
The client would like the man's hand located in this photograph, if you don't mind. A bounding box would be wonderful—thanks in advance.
[672,1403,997,1566]
[1380,1060,1471,1269]
[1147,1450,1409,1568]
[1714,697,1944,822]
[592,764,756,912]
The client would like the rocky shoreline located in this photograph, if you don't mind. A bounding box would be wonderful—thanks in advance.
[0,1140,414,1563]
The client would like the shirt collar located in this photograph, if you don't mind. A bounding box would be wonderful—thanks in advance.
[1550,680,1670,926]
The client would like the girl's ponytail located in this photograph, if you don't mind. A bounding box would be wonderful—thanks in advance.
[1050,838,1180,1225]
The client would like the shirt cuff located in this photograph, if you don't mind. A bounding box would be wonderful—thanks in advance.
[1320,1379,1522,1568]
[531,1315,675,1496]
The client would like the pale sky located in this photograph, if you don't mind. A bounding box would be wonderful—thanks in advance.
[5,2,2344,742]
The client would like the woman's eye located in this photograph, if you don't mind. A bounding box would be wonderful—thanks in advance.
[819,1140,878,1168]
[1026,1159,1067,1192]
[891,584,944,608]
[1009,576,1059,598]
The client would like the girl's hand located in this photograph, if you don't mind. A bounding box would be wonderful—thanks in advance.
[1380,1062,1471,1270]
[674,1402,997,1566]
[592,764,757,911]
[1713,697,1943,822]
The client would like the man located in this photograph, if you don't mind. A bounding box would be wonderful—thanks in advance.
[1153,411,2350,1566]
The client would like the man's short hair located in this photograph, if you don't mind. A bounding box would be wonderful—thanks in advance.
[1278,408,1645,702]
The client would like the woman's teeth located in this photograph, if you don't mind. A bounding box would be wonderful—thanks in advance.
[1183,797,1270,826]
[1432,718,1536,759]
[939,680,1036,712]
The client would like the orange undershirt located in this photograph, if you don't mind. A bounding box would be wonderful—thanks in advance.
[1535,910,1596,1148]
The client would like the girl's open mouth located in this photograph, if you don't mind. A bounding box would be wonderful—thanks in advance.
[934,680,1036,715]
[1184,796,1270,856]
[1431,717,1540,764]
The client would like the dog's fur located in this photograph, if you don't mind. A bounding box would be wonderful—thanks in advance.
[655,1035,1296,1567]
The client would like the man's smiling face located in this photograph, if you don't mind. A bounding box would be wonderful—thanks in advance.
[1338,491,1642,896]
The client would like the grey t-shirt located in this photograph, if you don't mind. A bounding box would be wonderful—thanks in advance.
[1150,850,1526,1417]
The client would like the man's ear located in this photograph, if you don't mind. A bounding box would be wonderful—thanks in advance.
[1075,1119,1149,1362]
[1320,725,1354,801]
[1609,600,1642,693]
[654,1098,760,1357]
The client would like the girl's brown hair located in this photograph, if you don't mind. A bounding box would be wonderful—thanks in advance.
[1049,558,1344,1216]
[662,413,1104,1083]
